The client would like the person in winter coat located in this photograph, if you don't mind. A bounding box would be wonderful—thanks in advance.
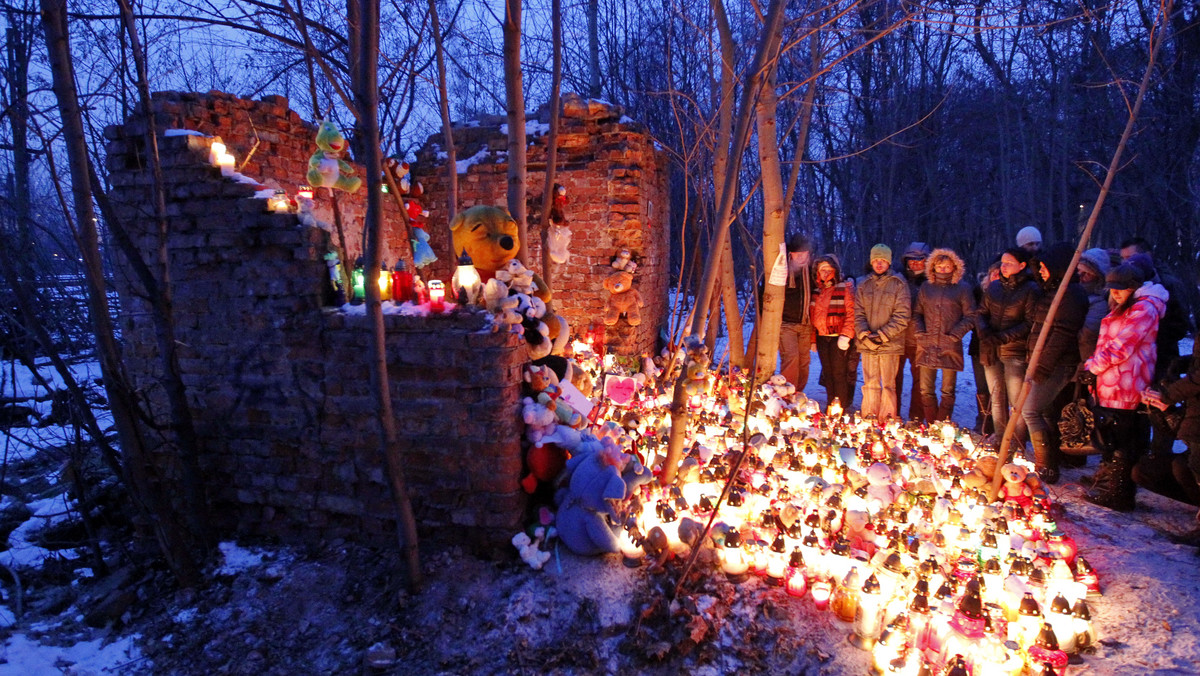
[778,233,816,390]
[1083,262,1167,511]
[897,242,931,421]
[976,248,1040,452]
[1076,247,1112,363]
[913,248,976,423]
[855,244,911,420]
[969,260,1003,434]
[1020,243,1089,485]
[810,254,859,411]
[1145,353,1200,540]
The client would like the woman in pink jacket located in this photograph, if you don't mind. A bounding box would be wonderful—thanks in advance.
[1083,262,1167,511]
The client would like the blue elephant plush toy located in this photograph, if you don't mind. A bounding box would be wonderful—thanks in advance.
[554,435,653,556]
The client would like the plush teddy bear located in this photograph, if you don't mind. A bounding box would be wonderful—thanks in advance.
[525,364,583,429]
[307,121,362,193]
[512,528,552,569]
[482,279,522,332]
[611,248,632,270]
[865,462,898,512]
[495,259,536,296]
[554,439,653,556]
[603,269,644,327]
[522,397,557,446]
[998,463,1034,511]
[514,293,552,360]
[451,205,567,353]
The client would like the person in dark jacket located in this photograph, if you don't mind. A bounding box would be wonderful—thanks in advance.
[976,248,1039,452]
[970,260,1002,433]
[913,248,976,423]
[1145,354,1200,541]
[855,244,911,420]
[1020,243,1089,484]
[778,233,816,390]
[1076,247,1111,363]
[897,242,930,421]
[810,254,859,411]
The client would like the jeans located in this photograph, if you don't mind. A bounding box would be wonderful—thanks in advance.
[779,322,814,390]
[1021,364,1076,437]
[862,352,901,419]
[895,345,923,421]
[815,334,859,411]
[918,367,958,423]
[984,358,1027,446]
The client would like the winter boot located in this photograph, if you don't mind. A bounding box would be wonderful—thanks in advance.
[937,396,956,425]
[921,395,939,425]
[1030,429,1059,485]
[975,394,994,435]
[1085,451,1137,512]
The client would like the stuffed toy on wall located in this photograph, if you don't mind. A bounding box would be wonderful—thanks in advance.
[451,205,568,355]
[603,269,644,326]
[307,121,362,193]
[547,184,572,265]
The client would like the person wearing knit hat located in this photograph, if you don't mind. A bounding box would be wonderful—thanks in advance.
[898,241,932,422]
[1016,226,1042,253]
[1077,248,1112,363]
[854,244,910,420]
[777,232,816,390]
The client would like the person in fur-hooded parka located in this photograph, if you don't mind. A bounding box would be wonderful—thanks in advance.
[913,248,976,422]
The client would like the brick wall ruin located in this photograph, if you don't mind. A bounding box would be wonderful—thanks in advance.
[106,92,526,552]
[411,95,671,356]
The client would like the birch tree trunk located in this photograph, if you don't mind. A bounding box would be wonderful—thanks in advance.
[503,0,528,264]
[754,55,787,383]
[40,0,201,586]
[712,0,744,368]
[661,0,787,485]
[428,0,457,223]
[354,0,423,589]
[539,0,564,279]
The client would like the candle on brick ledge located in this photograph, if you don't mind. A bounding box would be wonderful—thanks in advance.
[428,280,446,313]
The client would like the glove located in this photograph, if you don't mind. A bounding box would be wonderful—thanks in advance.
[1077,370,1097,387]
[837,335,851,351]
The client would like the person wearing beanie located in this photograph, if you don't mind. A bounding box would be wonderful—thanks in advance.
[913,248,976,424]
[777,233,816,390]
[976,247,1039,453]
[1016,226,1043,253]
[1020,243,1088,484]
[1077,248,1111,362]
[854,244,910,419]
[1082,262,1166,511]
[898,242,932,422]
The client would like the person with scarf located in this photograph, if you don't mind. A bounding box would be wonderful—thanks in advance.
[810,254,859,411]
[778,233,816,390]
[1020,243,1088,485]
[913,248,976,423]
[976,247,1039,454]
[1083,263,1167,511]
[854,244,910,419]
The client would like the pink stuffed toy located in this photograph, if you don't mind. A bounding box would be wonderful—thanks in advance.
[997,463,1034,511]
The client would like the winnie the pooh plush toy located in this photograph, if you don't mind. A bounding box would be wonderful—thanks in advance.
[307,121,362,193]
[602,269,644,326]
[451,205,567,353]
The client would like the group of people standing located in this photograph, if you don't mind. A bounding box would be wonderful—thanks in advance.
[774,227,1198,517]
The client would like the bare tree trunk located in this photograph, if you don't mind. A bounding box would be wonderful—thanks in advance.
[503,0,528,264]
[354,0,423,589]
[988,0,1170,500]
[428,0,458,224]
[587,0,601,97]
[711,0,743,368]
[116,0,212,549]
[40,0,201,587]
[662,0,787,485]
[719,239,744,366]
[754,52,787,383]
[539,0,564,281]
[4,5,33,253]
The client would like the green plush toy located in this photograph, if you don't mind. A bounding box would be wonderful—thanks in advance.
[306,121,362,193]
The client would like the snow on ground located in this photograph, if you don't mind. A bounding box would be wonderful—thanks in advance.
[0,633,142,676]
